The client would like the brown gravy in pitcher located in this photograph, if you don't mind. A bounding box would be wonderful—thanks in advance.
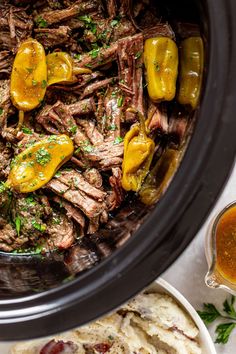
[216,205,236,283]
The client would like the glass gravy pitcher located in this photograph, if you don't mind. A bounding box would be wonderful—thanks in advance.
[205,202,236,296]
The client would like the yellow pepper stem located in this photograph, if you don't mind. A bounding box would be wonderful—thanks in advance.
[73,67,92,75]
[18,110,24,130]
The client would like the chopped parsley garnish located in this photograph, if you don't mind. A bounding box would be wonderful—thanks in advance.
[15,216,21,236]
[111,19,119,27]
[78,15,92,23]
[32,220,46,232]
[55,171,62,177]
[0,182,7,193]
[48,135,57,142]
[113,136,123,145]
[74,53,81,61]
[52,217,61,225]
[69,125,77,134]
[25,195,36,205]
[135,51,142,59]
[83,145,94,153]
[32,79,38,86]
[75,147,81,154]
[117,96,123,107]
[0,108,3,115]
[36,147,51,166]
[89,48,100,59]
[41,80,47,89]
[85,63,92,68]
[108,124,117,131]
[22,126,33,134]
[35,16,48,28]
[78,15,96,34]
[26,67,33,74]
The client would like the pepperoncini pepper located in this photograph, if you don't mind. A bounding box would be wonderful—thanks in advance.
[6,135,74,193]
[139,149,180,205]
[144,37,178,102]
[177,37,204,109]
[121,108,155,192]
[47,52,92,86]
[10,38,47,128]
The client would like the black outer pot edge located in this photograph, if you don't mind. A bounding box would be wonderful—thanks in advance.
[1,0,236,340]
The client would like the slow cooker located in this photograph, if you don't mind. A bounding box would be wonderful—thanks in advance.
[1,0,236,341]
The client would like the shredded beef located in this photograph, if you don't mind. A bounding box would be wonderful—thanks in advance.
[0,138,12,178]
[46,211,76,250]
[34,26,71,48]
[0,4,33,51]
[0,51,13,77]
[34,1,100,26]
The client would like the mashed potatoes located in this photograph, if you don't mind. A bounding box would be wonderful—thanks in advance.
[12,291,202,354]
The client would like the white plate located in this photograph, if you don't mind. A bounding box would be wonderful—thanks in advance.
[0,278,216,354]
[153,278,216,354]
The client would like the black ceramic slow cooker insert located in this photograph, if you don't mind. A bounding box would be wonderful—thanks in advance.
[1,0,236,340]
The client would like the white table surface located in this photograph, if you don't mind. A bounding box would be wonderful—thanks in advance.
[1,163,236,354]
[163,161,236,354]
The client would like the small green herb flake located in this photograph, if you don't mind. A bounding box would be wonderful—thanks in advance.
[15,216,21,236]
[32,79,38,86]
[75,147,81,154]
[25,195,35,205]
[69,125,77,134]
[0,108,3,115]
[113,136,123,145]
[117,97,123,107]
[78,15,92,23]
[32,220,46,232]
[135,51,142,60]
[22,126,32,134]
[90,48,100,59]
[34,244,43,254]
[41,80,47,89]
[108,124,117,131]
[83,145,94,153]
[36,147,51,166]
[35,16,48,28]
[26,67,33,74]
[0,182,7,193]
[55,171,62,178]
[111,19,119,27]
[74,54,81,61]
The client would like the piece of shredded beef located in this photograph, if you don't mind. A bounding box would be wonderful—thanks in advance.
[34,1,100,27]
[34,26,71,48]
[0,51,13,77]
[46,211,76,250]
[0,4,33,51]
[0,138,12,178]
